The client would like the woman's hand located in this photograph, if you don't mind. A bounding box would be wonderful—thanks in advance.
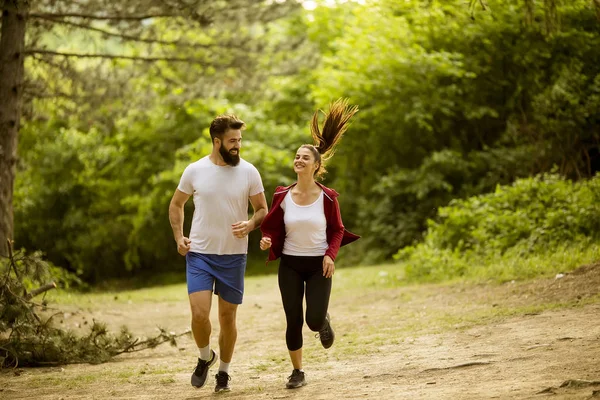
[260,236,272,250]
[322,255,335,278]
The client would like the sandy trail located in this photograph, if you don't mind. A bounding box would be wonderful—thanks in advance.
[2,263,599,400]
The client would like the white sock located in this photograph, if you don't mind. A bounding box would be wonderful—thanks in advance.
[219,360,230,374]
[199,344,211,361]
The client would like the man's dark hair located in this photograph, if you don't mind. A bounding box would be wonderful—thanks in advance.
[209,114,246,142]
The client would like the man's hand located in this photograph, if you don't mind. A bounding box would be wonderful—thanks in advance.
[259,236,272,250]
[322,255,335,278]
[177,237,191,256]
[232,221,253,238]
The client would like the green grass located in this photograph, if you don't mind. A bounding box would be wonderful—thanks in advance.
[471,241,600,282]
[401,241,600,284]
[46,282,188,305]
[27,373,100,389]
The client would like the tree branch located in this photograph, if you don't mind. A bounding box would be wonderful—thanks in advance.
[32,16,214,48]
[28,12,180,21]
[6,239,21,282]
[24,282,57,300]
[24,49,220,64]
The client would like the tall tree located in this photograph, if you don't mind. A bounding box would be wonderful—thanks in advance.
[0,0,300,256]
[0,0,28,256]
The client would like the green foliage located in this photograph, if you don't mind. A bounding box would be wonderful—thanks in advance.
[397,174,600,281]
[353,146,538,263]
[12,0,600,281]
[309,0,600,265]
[16,97,306,279]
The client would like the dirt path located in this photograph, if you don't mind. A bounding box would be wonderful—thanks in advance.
[2,263,600,400]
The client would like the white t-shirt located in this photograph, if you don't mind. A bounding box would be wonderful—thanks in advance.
[177,156,264,255]
[281,190,328,256]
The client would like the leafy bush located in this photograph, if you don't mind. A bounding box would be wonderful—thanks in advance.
[397,174,600,281]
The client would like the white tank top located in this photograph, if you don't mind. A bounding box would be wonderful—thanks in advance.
[281,190,328,256]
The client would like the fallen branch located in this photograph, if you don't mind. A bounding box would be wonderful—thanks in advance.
[25,282,57,300]
[1,240,187,368]
[115,328,191,355]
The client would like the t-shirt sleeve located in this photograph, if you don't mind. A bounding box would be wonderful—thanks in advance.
[248,165,265,196]
[177,165,194,195]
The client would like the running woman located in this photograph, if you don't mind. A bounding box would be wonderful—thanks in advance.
[259,99,360,389]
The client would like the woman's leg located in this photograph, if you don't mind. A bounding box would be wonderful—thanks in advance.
[304,256,332,332]
[288,348,302,370]
[278,255,306,366]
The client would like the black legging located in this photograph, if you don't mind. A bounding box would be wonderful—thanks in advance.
[278,254,331,351]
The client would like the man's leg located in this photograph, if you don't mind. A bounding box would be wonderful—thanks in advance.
[213,296,237,392]
[217,296,238,364]
[189,290,217,388]
[211,253,245,392]
[189,290,213,349]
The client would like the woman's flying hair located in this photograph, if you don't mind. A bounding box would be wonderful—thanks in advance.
[302,98,359,179]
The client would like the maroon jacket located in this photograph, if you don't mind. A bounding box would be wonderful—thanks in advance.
[260,182,360,263]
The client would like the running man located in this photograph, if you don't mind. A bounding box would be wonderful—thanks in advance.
[169,114,267,392]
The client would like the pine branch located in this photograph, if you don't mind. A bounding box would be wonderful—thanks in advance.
[0,346,19,369]
[5,239,21,281]
[24,49,222,64]
[28,12,180,21]
[32,16,215,48]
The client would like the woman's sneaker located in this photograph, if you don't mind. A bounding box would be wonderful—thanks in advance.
[215,371,231,392]
[316,313,335,349]
[191,350,217,388]
[286,369,306,389]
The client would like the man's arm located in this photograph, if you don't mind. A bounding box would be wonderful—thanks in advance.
[231,191,268,238]
[248,191,268,231]
[169,189,191,255]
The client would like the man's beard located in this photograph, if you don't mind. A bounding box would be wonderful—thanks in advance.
[220,145,240,166]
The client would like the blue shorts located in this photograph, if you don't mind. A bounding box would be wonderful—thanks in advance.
[186,252,247,305]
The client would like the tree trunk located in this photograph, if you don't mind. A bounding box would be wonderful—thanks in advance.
[0,1,27,256]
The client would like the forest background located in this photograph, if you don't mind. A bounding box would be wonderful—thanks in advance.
[1,0,599,288]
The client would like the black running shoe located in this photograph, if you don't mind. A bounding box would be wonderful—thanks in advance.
[191,350,217,388]
[286,369,306,389]
[214,371,231,392]
[316,313,335,349]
